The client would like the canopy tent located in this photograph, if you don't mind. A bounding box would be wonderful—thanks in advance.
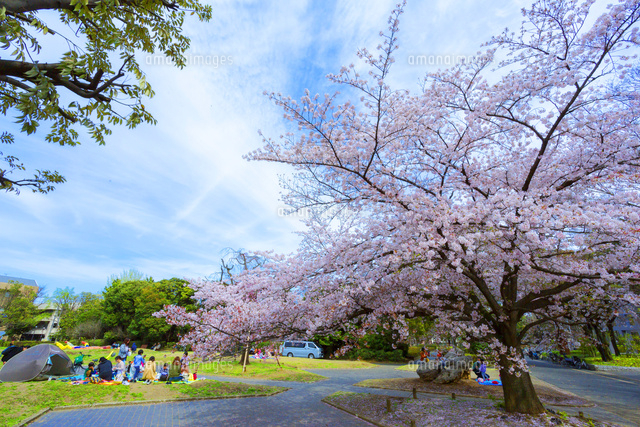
[0,344,72,382]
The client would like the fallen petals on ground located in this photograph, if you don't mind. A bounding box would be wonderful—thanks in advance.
[355,378,589,406]
[324,392,619,427]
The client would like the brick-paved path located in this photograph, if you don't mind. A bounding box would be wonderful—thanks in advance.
[28,361,635,426]
[527,359,640,426]
[29,364,416,426]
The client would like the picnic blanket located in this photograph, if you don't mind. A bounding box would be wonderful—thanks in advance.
[476,378,502,386]
[51,375,84,382]
[69,379,122,385]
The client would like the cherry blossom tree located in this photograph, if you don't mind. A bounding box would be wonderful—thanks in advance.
[157,250,287,367]
[160,0,640,414]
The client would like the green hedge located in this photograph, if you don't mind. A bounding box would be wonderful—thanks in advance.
[85,339,110,346]
[344,348,405,362]
[6,340,54,348]
[469,342,489,355]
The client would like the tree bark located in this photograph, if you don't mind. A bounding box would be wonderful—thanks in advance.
[498,355,546,414]
[495,313,545,414]
[607,321,621,357]
[238,345,250,366]
[0,0,177,13]
[591,325,613,362]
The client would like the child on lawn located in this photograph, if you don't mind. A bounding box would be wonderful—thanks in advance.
[158,363,169,381]
[114,356,126,381]
[142,356,157,384]
[84,361,95,379]
[181,363,190,381]
[132,349,144,382]
[180,351,189,373]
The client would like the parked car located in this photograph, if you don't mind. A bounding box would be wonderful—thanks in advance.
[279,341,323,359]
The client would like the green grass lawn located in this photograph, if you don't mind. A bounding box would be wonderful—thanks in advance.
[395,363,420,371]
[195,355,375,382]
[5,345,374,383]
[197,359,328,382]
[585,355,640,367]
[266,356,375,370]
[0,379,286,427]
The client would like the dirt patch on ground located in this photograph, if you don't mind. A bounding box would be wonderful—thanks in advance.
[186,381,246,394]
[128,379,284,400]
[128,382,179,400]
[324,392,614,427]
[355,378,590,406]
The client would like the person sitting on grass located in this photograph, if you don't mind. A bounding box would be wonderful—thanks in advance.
[472,357,482,378]
[113,356,126,381]
[142,356,157,384]
[125,360,133,380]
[168,356,182,382]
[420,347,429,362]
[180,362,190,381]
[158,363,169,381]
[1,345,28,364]
[96,357,113,381]
[84,361,95,379]
[180,351,189,373]
[479,359,490,380]
[132,349,144,382]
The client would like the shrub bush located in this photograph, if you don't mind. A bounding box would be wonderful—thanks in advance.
[10,340,54,347]
[470,342,489,355]
[102,331,121,343]
[344,348,404,362]
[86,339,109,346]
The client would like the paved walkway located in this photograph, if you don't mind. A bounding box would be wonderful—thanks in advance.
[528,359,640,426]
[28,362,637,426]
[29,365,416,426]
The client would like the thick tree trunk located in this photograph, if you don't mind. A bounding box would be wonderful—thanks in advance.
[592,326,613,362]
[606,322,621,357]
[499,355,545,414]
[495,313,545,414]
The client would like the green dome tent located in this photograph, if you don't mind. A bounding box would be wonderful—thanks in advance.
[0,344,72,382]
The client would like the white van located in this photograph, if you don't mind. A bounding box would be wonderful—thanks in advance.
[279,341,323,359]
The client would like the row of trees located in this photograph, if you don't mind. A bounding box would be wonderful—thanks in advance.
[50,272,196,343]
[160,0,640,415]
[523,296,640,361]
[0,282,46,338]
[0,271,196,344]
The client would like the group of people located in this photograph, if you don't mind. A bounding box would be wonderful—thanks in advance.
[84,338,192,384]
[418,346,490,380]
[419,347,445,361]
[472,357,490,380]
[253,347,276,360]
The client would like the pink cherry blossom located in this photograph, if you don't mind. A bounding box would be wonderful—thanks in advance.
[158,0,640,415]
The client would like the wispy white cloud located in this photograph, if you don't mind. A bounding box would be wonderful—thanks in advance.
[1,0,533,294]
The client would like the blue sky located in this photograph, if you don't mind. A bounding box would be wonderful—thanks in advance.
[1,0,531,295]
